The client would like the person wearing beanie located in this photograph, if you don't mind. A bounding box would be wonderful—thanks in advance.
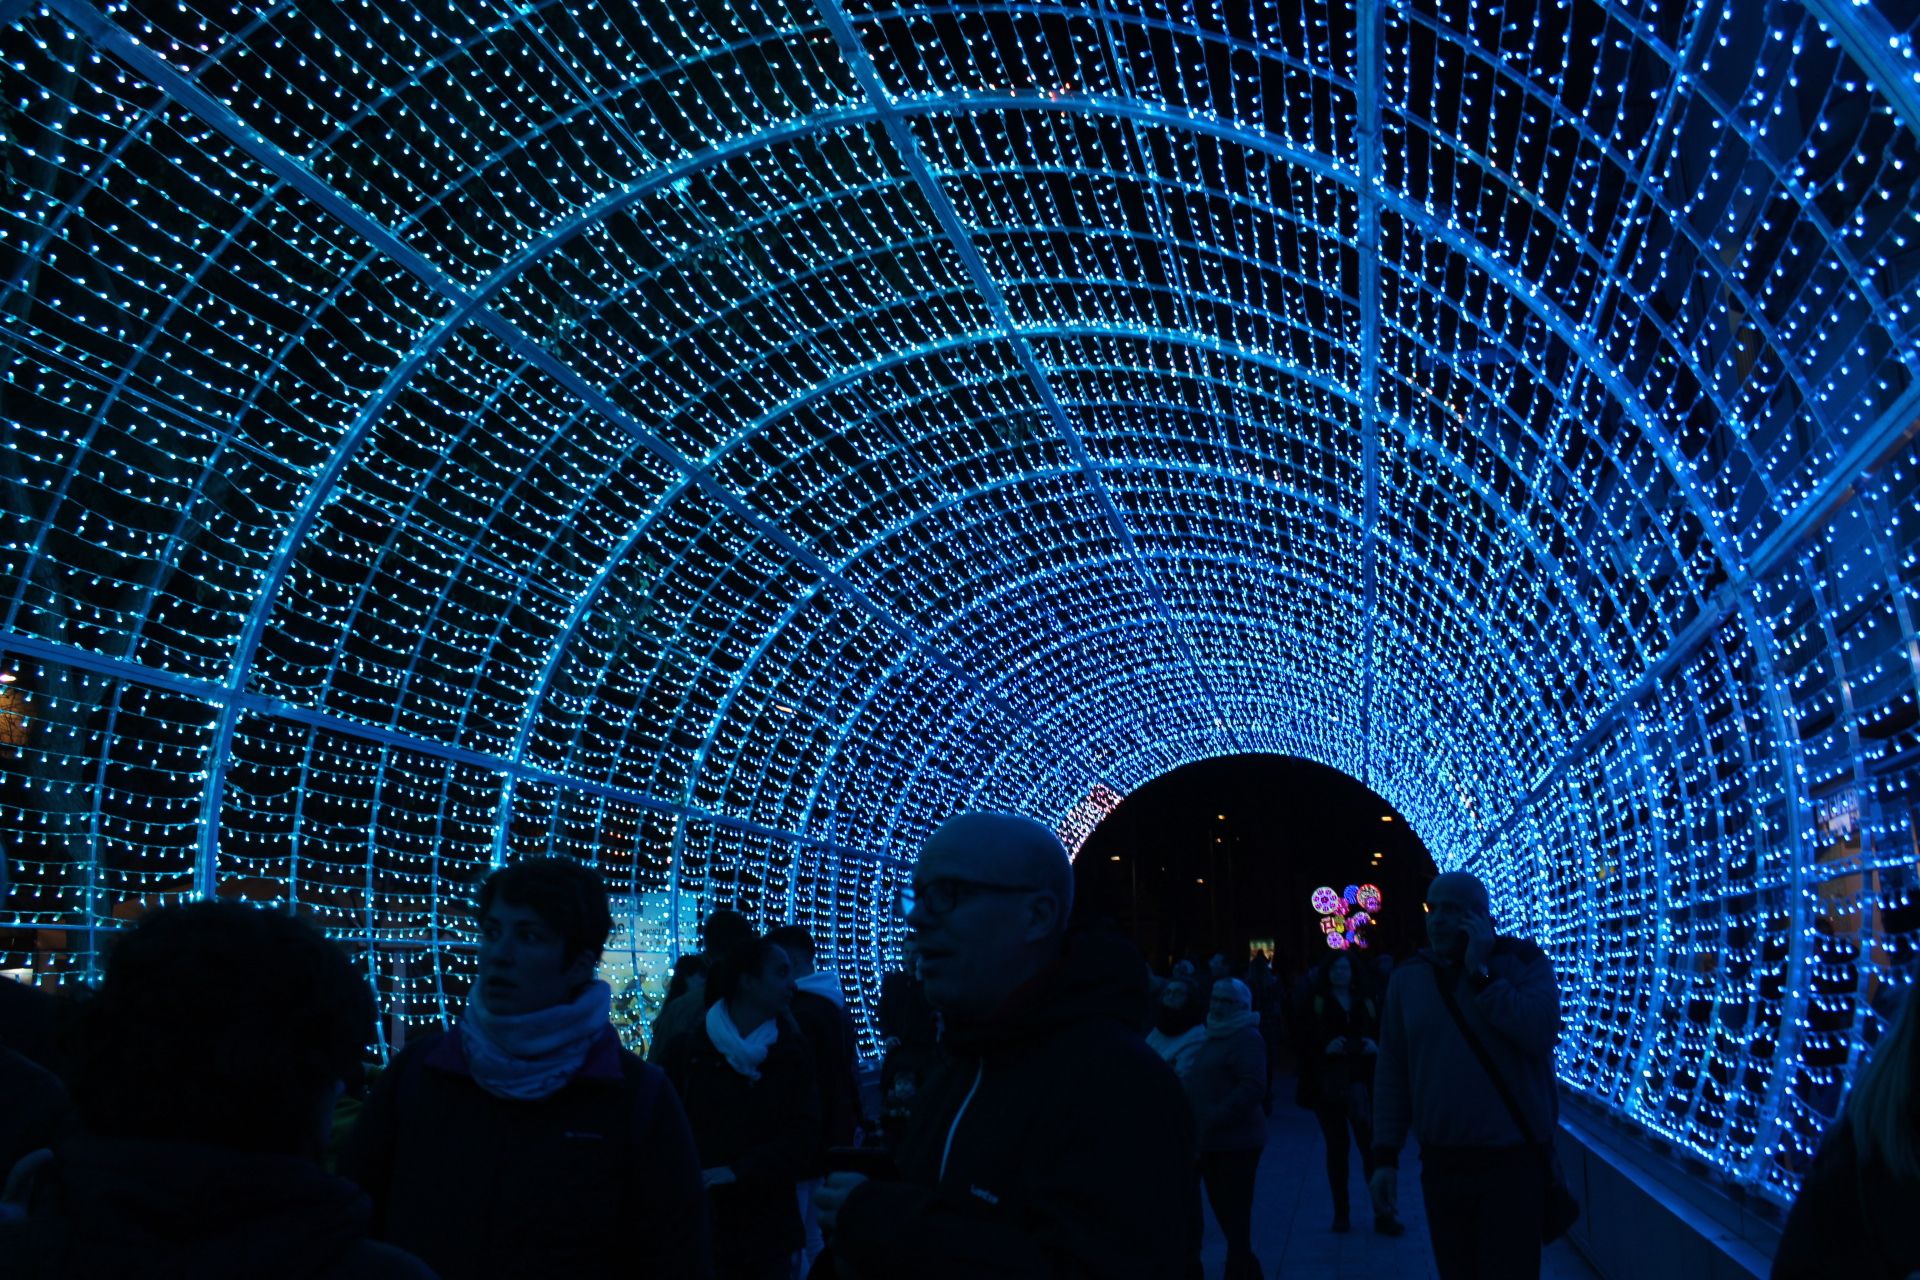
[1184,976,1269,1280]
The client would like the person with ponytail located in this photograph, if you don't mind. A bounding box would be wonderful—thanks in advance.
[659,934,820,1280]
[1184,977,1269,1280]
[1775,982,1920,1279]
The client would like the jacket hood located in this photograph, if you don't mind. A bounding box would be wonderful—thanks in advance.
[21,1136,375,1279]
[947,929,1149,1051]
[794,970,847,1007]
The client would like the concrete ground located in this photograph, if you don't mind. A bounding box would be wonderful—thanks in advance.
[1197,1084,1601,1279]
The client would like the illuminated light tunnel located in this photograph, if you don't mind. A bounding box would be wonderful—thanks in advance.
[0,0,1916,1208]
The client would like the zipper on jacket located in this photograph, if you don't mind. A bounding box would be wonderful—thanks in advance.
[939,1060,985,1183]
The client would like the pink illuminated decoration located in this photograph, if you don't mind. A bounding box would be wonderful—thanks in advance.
[1058,784,1127,859]
[1314,884,1384,950]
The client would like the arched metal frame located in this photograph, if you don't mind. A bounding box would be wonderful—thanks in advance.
[1,0,1917,1202]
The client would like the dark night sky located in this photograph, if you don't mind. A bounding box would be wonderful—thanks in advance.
[1074,754,1439,979]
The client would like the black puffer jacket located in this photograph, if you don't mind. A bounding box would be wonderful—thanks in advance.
[829,930,1199,1280]
[0,1136,434,1280]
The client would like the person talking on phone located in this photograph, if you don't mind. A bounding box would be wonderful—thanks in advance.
[812,812,1198,1279]
[1369,871,1563,1280]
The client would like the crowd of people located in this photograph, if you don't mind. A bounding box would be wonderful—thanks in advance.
[0,814,1909,1279]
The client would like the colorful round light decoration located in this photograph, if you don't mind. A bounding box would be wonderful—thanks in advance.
[1313,884,1384,950]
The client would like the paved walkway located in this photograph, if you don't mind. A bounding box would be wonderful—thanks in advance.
[1199,1080,1600,1279]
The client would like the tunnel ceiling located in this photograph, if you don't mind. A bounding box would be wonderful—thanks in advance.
[2,0,1919,1199]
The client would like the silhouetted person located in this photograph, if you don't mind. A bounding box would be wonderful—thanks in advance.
[651,909,757,1065]
[1775,984,1920,1277]
[0,947,82,1180]
[1370,872,1562,1280]
[767,924,861,1270]
[1186,978,1268,1280]
[815,812,1199,1278]
[342,858,707,1279]
[659,936,819,1280]
[0,901,433,1279]
[767,925,861,1149]
[1246,954,1284,1112]
[670,953,709,996]
[0,974,57,1071]
[1145,975,1207,1080]
[0,1045,71,1188]
[1301,953,1387,1233]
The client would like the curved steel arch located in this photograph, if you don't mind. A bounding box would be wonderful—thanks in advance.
[494,310,1689,881]
[152,63,1743,806]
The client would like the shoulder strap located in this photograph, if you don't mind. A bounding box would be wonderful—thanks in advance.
[1432,969,1552,1169]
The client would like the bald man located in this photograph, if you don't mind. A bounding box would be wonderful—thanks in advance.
[815,813,1199,1279]
[1369,871,1563,1280]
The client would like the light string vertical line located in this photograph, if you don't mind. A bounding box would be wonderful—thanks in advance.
[1357,0,1383,789]
[1798,549,1889,1103]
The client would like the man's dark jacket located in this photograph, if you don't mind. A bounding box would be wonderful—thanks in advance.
[340,1025,707,1280]
[0,1136,433,1280]
[829,930,1199,1279]
[792,985,863,1155]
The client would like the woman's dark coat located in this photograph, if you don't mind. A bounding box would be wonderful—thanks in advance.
[659,1013,820,1271]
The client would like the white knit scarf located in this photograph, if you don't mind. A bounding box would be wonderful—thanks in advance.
[795,969,847,1007]
[1206,1007,1261,1039]
[460,979,611,1100]
[705,998,779,1080]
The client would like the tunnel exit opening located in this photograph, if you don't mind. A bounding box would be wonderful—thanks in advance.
[1072,754,1440,983]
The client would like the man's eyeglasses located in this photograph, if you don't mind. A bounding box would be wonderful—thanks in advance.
[893,876,1043,917]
